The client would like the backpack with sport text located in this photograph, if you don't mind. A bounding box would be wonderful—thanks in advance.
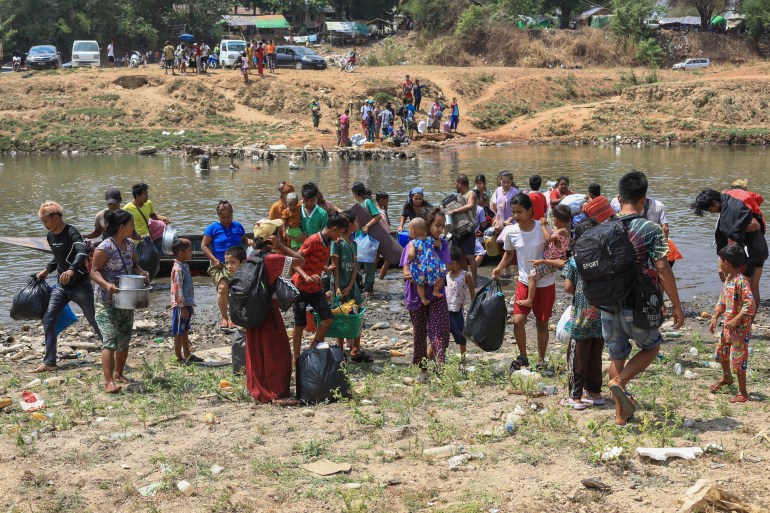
[573,214,640,309]
[228,252,271,329]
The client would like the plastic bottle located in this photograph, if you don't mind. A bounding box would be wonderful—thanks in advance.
[673,363,683,376]
[24,378,41,388]
[422,444,462,459]
[504,413,518,434]
[176,480,195,496]
[43,376,65,387]
[703,361,721,369]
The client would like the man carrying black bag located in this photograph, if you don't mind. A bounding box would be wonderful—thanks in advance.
[32,201,102,373]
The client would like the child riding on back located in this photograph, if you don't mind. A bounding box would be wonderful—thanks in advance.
[404,218,446,306]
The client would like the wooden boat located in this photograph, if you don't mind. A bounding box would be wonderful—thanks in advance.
[0,234,211,278]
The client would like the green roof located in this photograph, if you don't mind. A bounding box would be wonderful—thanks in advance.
[254,15,290,30]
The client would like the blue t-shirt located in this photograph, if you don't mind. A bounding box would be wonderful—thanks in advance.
[204,221,246,262]
[406,104,416,120]
[413,85,425,99]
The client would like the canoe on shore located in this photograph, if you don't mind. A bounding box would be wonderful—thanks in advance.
[0,235,210,278]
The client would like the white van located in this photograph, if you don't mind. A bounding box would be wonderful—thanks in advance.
[219,39,247,68]
[672,58,710,70]
[72,40,101,67]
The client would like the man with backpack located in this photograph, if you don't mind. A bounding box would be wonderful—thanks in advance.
[575,171,684,426]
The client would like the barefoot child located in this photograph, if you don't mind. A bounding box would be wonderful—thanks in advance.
[404,218,446,306]
[331,210,370,362]
[517,204,571,309]
[170,238,203,365]
[446,247,475,362]
[708,245,756,403]
[225,246,248,374]
[281,192,303,250]
[376,191,392,279]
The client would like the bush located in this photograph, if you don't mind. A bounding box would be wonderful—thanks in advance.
[636,38,663,68]
[455,5,489,37]
[471,99,532,129]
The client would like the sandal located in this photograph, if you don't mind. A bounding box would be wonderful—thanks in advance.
[608,381,637,418]
[709,380,733,393]
[272,398,301,407]
[729,394,749,403]
[582,393,606,406]
[510,356,530,371]
[560,398,587,410]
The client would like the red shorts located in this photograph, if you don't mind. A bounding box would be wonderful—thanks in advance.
[513,282,556,321]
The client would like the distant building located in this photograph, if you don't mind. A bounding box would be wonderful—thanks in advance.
[577,6,613,26]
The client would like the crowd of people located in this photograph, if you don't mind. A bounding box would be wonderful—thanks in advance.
[27,172,765,422]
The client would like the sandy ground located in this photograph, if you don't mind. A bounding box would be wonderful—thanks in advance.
[2,61,770,153]
[0,263,769,513]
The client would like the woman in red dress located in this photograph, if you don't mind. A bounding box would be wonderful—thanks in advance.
[256,42,265,77]
[245,219,311,404]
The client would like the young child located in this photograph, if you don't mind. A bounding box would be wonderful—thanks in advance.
[516,204,572,309]
[224,245,248,374]
[446,247,476,362]
[331,210,371,362]
[404,217,446,306]
[240,51,249,84]
[282,192,303,250]
[708,245,756,403]
[376,192,392,280]
[170,238,202,365]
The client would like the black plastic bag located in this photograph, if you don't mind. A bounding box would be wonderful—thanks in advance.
[231,329,246,375]
[463,280,507,352]
[273,276,299,312]
[10,276,51,321]
[296,345,352,404]
[136,238,160,280]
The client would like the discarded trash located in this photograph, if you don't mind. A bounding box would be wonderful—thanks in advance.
[636,447,703,461]
[153,337,165,344]
[683,418,695,428]
[301,459,351,476]
[684,370,698,380]
[24,378,41,389]
[390,350,405,357]
[381,450,402,460]
[536,383,557,395]
[504,413,518,434]
[581,477,611,491]
[689,347,699,357]
[210,465,224,475]
[95,416,107,423]
[43,376,65,388]
[30,412,48,421]
[699,312,712,319]
[512,369,540,379]
[344,482,362,489]
[600,446,624,461]
[702,443,723,454]
[99,432,141,442]
[177,480,195,496]
[19,390,44,412]
[204,412,217,424]
[161,131,171,136]
[678,479,752,513]
[173,130,185,136]
[664,332,682,338]
[423,444,462,459]
[121,464,131,470]
[448,451,484,470]
[137,482,162,497]
[0,398,12,410]
[674,363,683,376]
[219,379,233,389]
[703,362,721,369]
[371,322,391,330]
[402,377,415,385]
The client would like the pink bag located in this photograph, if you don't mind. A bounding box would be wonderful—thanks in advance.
[148,218,166,241]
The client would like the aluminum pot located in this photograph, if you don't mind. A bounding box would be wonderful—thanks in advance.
[118,274,145,290]
[114,287,152,310]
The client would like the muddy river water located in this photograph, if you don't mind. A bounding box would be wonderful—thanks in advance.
[0,145,768,320]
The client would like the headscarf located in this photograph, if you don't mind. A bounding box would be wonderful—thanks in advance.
[279,182,294,195]
[408,187,424,205]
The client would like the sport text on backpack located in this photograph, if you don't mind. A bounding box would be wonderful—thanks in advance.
[228,252,272,328]
[573,215,640,309]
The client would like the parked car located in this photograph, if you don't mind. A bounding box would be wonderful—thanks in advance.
[27,45,61,69]
[275,46,327,70]
[26,45,62,70]
[71,40,101,67]
[672,58,710,70]
[219,39,247,69]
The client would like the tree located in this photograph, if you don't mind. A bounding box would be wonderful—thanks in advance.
[668,0,731,30]
[402,0,468,31]
[543,0,582,29]
[611,0,656,42]
[744,0,770,39]
[636,37,663,67]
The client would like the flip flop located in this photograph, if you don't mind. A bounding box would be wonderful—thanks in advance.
[608,382,637,418]
[729,394,749,403]
[709,381,733,393]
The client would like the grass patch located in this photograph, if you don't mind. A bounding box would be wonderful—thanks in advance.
[67,107,126,118]
[94,94,120,102]
[470,99,532,129]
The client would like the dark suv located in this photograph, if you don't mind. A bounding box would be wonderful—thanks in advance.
[274,46,327,70]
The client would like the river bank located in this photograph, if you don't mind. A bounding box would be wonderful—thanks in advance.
[1,269,769,513]
[2,63,770,156]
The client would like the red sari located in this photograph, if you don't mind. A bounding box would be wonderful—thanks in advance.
[245,253,293,403]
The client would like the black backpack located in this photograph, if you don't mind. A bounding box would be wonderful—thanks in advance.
[228,252,272,329]
[573,214,640,309]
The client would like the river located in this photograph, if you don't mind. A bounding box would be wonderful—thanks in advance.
[0,145,768,321]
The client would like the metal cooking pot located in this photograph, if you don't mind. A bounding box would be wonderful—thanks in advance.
[162,224,178,255]
[118,274,146,290]
[114,286,152,310]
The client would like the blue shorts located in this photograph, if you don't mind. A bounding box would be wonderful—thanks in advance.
[449,310,466,345]
[601,308,662,360]
[171,306,193,335]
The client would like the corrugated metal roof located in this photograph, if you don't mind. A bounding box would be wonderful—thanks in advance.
[659,16,701,26]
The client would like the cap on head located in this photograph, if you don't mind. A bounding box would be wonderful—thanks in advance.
[104,187,122,205]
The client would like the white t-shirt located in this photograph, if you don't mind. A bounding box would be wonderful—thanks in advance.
[610,197,668,226]
[107,44,114,57]
[503,222,555,287]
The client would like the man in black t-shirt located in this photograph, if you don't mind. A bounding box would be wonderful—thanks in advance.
[32,201,102,373]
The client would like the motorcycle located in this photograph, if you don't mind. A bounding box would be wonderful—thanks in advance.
[207,53,219,69]
[128,51,144,68]
[338,55,357,73]
[12,55,22,72]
